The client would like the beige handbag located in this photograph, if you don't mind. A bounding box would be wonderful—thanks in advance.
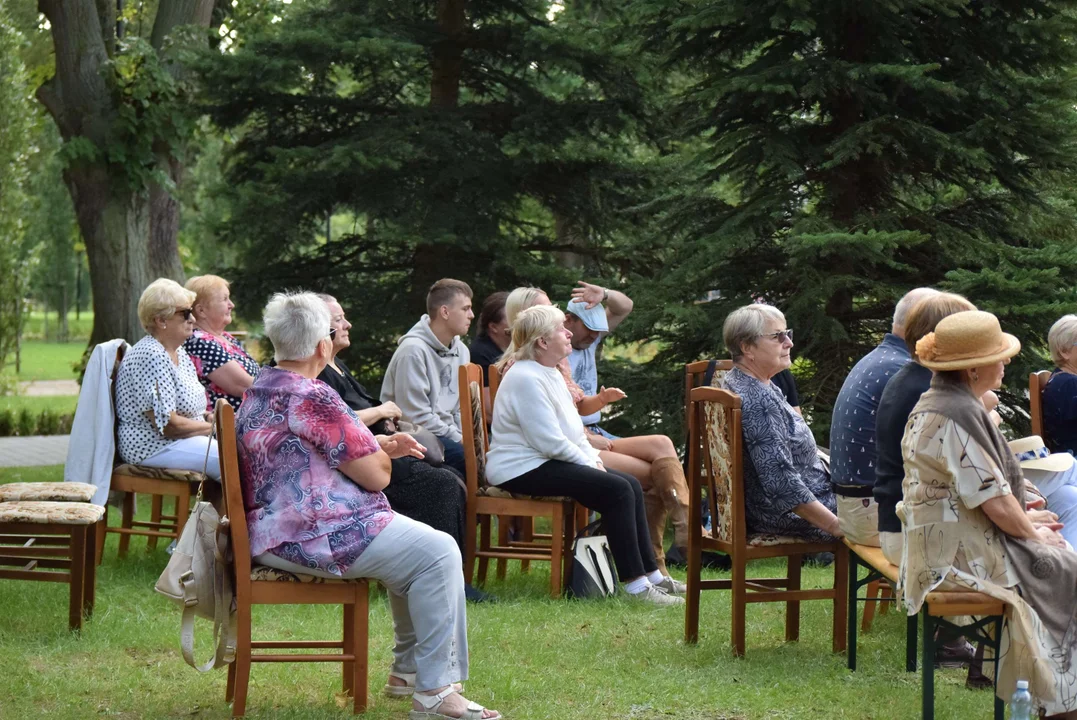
[154,422,237,672]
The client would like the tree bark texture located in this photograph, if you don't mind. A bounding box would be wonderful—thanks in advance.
[37,0,213,345]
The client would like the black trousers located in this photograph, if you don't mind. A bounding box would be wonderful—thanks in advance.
[500,460,658,582]
[382,457,466,551]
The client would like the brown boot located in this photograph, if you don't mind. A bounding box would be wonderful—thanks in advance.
[651,457,693,550]
[643,485,669,575]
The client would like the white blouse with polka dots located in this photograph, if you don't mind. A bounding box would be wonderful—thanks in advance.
[115,335,209,465]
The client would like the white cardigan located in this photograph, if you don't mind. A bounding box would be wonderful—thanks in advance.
[485,359,600,485]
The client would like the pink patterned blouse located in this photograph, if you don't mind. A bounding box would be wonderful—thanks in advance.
[235,366,393,575]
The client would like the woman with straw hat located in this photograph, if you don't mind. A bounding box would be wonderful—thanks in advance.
[899,310,1077,718]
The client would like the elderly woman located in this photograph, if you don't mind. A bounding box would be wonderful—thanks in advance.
[900,310,1077,717]
[1044,315,1077,456]
[469,291,511,384]
[183,274,260,411]
[315,294,492,604]
[235,292,500,720]
[115,279,218,478]
[485,305,684,605]
[721,304,839,542]
[501,286,696,575]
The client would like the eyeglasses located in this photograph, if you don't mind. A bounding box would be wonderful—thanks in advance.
[757,329,793,343]
[176,308,194,321]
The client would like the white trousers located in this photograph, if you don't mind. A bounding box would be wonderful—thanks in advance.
[837,494,880,547]
[141,436,220,480]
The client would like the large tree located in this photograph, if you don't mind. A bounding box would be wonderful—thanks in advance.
[35,0,218,344]
[619,0,1077,438]
[196,0,651,377]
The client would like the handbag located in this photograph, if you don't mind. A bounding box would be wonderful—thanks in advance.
[395,420,446,467]
[154,420,237,672]
[567,519,617,599]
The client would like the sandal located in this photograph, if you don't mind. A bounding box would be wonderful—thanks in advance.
[409,686,502,720]
[384,672,463,699]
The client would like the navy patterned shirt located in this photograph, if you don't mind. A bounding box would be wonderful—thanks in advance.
[828,334,910,488]
[723,366,836,541]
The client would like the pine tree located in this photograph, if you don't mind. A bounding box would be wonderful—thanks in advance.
[196,0,652,377]
[619,0,1077,438]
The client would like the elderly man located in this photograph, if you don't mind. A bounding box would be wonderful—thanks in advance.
[381,279,474,474]
[828,287,937,546]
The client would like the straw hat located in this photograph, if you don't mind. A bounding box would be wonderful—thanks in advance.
[915,310,1020,371]
[1008,436,1074,473]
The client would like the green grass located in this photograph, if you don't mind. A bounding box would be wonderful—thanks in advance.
[20,311,95,342]
[12,340,85,382]
[0,466,994,719]
[0,395,78,414]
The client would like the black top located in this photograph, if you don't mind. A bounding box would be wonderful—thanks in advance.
[1043,370,1077,455]
[772,369,800,407]
[468,333,504,385]
[873,361,932,533]
[316,358,393,436]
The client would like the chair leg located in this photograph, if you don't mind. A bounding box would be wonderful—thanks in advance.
[231,606,252,717]
[684,477,703,645]
[148,495,163,551]
[342,603,354,695]
[83,523,98,618]
[561,505,574,590]
[847,549,859,671]
[353,583,369,713]
[906,611,918,672]
[549,508,564,599]
[731,553,747,657]
[226,660,237,703]
[785,555,801,643]
[879,582,892,616]
[464,502,478,585]
[95,513,106,566]
[175,486,192,544]
[118,492,134,558]
[477,515,491,585]
[862,579,881,633]
[68,526,87,632]
[496,517,508,580]
[922,612,935,720]
[832,543,849,653]
[520,518,533,574]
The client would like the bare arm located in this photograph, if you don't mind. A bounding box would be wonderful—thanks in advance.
[151,410,212,439]
[793,500,843,537]
[981,494,1045,542]
[603,289,633,332]
[575,386,626,417]
[357,401,401,428]
[338,450,393,493]
[207,360,255,398]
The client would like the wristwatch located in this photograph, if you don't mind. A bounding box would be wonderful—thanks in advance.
[602,287,609,302]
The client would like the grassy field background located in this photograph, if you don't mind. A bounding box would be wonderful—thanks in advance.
[0,465,998,720]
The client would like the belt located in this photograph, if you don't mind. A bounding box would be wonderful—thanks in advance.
[832,484,875,499]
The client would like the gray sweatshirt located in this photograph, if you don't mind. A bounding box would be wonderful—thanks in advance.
[380,315,470,442]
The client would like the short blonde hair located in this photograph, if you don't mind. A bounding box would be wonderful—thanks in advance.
[138,279,196,334]
[497,305,565,369]
[185,275,230,318]
[723,304,785,362]
[505,286,549,325]
[1049,314,1077,366]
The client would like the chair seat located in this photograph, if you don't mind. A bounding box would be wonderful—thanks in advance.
[250,565,366,584]
[0,482,96,503]
[112,464,203,483]
[0,501,105,525]
[478,485,571,502]
[747,532,825,547]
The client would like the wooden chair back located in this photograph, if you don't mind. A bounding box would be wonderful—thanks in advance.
[688,385,742,549]
[215,400,251,590]
[684,359,734,430]
[459,363,489,501]
[1030,370,1052,443]
[488,363,503,415]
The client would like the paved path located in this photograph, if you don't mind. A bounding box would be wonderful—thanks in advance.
[0,435,69,468]
[18,379,80,396]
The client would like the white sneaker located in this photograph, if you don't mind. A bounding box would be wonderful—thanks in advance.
[631,584,686,606]
[654,575,687,595]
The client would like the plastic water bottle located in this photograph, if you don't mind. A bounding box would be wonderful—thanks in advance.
[1010,680,1033,720]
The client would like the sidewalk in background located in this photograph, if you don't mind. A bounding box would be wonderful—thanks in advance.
[0,435,69,468]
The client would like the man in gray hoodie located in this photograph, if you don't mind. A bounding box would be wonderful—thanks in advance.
[381,279,474,474]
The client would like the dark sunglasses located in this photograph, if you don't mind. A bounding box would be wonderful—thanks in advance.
[176,308,194,321]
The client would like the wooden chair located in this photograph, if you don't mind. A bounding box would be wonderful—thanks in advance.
[103,343,201,559]
[460,364,576,598]
[684,385,848,655]
[0,499,105,631]
[683,359,734,429]
[1030,370,1052,443]
[215,400,369,717]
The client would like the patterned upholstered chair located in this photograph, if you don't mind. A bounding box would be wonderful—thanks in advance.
[684,385,848,656]
[459,363,577,598]
[0,497,105,631]
[215,400,369,717]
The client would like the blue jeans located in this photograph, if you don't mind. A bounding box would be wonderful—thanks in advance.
[438,435,467,475]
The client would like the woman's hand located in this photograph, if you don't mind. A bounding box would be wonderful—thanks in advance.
[1035,525,1068,548]
[1027,508,1059,526]
[376,434,425,459]
[586,432,612,451]
[598,386,626,406]
[377,401,403,422]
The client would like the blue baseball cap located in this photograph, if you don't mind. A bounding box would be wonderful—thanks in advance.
[565,299,609,332]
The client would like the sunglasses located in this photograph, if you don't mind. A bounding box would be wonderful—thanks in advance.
[757,329,793,343]
[176,308,194,321]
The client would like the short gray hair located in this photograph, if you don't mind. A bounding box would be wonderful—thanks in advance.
[723,304,785,362]
[893,287,938,330]
[263,291,332,362]
[1049,314,1077,366]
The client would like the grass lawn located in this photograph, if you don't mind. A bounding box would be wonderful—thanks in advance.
[0,466,995,719]
[0,395,78,414]
[13,340,85,382]
[20,311,94,342]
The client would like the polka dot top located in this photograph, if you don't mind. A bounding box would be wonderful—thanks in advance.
[183,329,260,411]
[115,335,209,465]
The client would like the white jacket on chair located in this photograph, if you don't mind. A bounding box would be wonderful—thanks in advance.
[65,339,127,505]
